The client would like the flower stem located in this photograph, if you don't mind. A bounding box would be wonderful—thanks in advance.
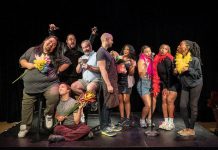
[12,70,28,84]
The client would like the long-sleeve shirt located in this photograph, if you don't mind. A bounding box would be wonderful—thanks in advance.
[179,57,203,88]
[157,57,178,89]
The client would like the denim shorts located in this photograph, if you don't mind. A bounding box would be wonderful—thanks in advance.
[137,78,151,96]
[118,85,132,94]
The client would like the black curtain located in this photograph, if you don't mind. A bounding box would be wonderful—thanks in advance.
[1,0,218,122]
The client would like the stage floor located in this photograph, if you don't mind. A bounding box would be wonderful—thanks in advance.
[0,113,218,149]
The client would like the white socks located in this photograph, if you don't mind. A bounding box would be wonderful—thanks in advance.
[169,118,174,124]
[164,118,174,123]
[164,118,168,122]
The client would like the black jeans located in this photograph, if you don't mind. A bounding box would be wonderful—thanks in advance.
[180,82,203,129]
[100,104,112,130]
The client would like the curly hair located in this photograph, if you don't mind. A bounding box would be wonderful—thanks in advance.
[120,44,136,60]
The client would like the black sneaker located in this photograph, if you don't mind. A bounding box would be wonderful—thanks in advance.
[109,124,122,132]
[118,118,126,126]
[83,131,94,140]
[123,118,131,127]
[48,134,65,143]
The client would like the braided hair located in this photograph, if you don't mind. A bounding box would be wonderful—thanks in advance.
[184,40,202,65]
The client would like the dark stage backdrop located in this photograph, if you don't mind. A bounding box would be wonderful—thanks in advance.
[1,0,218,122]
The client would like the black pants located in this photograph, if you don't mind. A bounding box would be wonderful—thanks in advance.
[100,104,112,130]
[180,82,203,129]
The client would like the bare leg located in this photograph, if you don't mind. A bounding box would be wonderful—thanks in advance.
[71,81,85,95]
[167,91,177,118]
[123,94,131,119]
[162,89,168,119]
[86,82,98,93]
[119,94,125,119]
[141,94,151,119]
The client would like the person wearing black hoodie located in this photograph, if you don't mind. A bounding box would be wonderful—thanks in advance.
[175,40,203,136]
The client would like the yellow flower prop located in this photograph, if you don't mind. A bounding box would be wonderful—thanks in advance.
[78,91,96,103]
[12,53,50,84]
[54,91,96,126]
[63,91,96,117]
[175,52,192,74]
[33,59,46,71]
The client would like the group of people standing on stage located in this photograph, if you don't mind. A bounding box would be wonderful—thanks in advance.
[17,23,203,142]
[136,41,203,137]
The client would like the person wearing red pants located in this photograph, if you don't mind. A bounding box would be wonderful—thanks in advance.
[48,83,92,142]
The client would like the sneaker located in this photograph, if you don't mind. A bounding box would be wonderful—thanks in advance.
[165,122,175,131]
[83,131,94,140]
[122,118,131,127]
[90,102,98,111]
[177,128,191,136]
[88,131,94,139]
[112,125,123,132]
[101,127,117,137]
[188,129,195,136]
[80,113,86,123]
[48,134,65,143]
[177,128,187,134]
[45,115,53,129]
[109,123,122,132]
[159,121,168,130]
[146,119,155,127]
[18,124,29,138]
[140,119,147,128]
[118,118,126,126]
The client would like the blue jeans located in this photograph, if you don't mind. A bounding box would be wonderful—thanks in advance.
[100,104,112,130]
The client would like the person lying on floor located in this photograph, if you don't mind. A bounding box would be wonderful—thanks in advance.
[48,83,93,142]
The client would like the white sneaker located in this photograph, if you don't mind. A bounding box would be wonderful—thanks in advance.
[165,122,175,131]
[159,121,168,130]
[146,119,155,127]
[18,124,29,138]
[45,115,53,129]
[140,119,147,128]
[109,123,122,132]
[80,113,86,123]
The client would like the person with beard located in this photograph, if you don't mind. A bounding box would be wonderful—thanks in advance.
[71,40,100,123]
[48,24,97,85]
[18,36,71,138]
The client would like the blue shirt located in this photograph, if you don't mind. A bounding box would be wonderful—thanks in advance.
[81,51,100,82]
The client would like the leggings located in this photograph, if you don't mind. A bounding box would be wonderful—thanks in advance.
[180,82,203,129]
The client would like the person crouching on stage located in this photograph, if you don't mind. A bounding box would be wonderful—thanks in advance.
[175,40,203,136]
[152,44,179,131]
